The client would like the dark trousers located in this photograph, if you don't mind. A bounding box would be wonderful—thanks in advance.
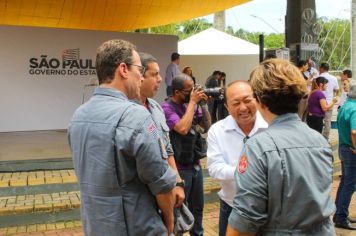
[306,114,323,133]
[219,199,232,236]
[179,165,204,236]
[335,146,356,223]
[208,99,218,123]
[166,86,172,97]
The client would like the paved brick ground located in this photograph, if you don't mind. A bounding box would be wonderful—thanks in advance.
[0,170,77,188]
[1,179,354,236]
[0,191,80,215]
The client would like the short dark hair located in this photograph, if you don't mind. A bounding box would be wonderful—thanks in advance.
[319,62,329,71]
[212,70,221,76]
[311,76,328,90]
[343,69,352,78]
[171,74,192,94]
[96,39,136,84]
[171,52,180,61]
[139,52,157,76]
[315,76,328,85]
[297,60,308,68]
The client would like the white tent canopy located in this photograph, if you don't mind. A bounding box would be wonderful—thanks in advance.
[178,28,259,55]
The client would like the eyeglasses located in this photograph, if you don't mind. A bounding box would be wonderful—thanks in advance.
[180,89,192,94]
[127,63,146,76]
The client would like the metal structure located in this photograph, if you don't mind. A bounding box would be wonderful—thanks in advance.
[286,0,320,63]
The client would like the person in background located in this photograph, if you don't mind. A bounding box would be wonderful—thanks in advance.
[165,52,181,97]
[183,66,196,85]
[226,58,335,236]
[334,80,356,230]
[339,69,352,109]
[138,52,185,208]
[306,77,338,133]
[297,60,311,121]
[304,57,319,80]
[68,39,176,235]
[319,62,339,140]
[205,70,222,123]
[207,81,268,236]
[162,74,211,236]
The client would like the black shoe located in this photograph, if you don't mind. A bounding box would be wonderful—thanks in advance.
[332,215,356,223]
[335,220,356,230]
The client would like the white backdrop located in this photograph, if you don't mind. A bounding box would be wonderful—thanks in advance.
[0,26,177,132]
[180,55,259,86]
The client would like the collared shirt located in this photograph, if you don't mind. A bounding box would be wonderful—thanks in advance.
[165,62,180,86]
[228,113,335,235]
[68,87,176,236]
[320,72,339,104]
[337,98,356,148]
[146,98,174,156]
[207,112,268,206]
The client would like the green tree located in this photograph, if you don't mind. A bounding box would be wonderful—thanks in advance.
[317,18,350,70]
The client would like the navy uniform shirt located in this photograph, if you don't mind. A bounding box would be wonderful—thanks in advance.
[68,87,176,236]
[229,114,335,235]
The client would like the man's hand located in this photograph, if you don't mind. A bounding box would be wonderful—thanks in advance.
[189,87,208,105]
[174,186,185,208]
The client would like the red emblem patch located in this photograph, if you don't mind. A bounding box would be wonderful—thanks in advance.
[147,123,156,133]
[238,155,248,174]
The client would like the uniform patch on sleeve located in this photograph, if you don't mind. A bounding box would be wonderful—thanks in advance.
[158,138,168,159]
[238,155,248,174]
[147,123,157,134]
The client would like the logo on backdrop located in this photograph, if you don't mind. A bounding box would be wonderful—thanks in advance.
[28,48,96,77]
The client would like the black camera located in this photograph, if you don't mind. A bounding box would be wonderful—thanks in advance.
[194,84,222,98]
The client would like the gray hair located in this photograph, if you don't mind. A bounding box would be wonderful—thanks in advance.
[348,80,356,99]
[96,39,136,84]
[172,74,192,93]
[139,52,157,73]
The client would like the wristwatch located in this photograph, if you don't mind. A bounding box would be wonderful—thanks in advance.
[176,180,185,188]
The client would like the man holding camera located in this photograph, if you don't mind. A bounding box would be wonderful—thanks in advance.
[162,74,211,236]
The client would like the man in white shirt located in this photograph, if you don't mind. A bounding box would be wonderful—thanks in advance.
[207,81,268,236]
[319,62,339,140]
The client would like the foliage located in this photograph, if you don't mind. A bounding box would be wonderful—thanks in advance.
[136,18,212,40]
[317,18,350,70]
[135,17,350,70]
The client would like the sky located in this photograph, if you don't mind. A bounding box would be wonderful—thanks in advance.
[205,0,351,34]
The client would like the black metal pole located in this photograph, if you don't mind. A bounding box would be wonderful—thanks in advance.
[259,34,264,62]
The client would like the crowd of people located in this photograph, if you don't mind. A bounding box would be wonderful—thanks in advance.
[68,39,356,236]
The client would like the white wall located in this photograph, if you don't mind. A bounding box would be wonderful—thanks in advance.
[180,55,259,85]
[0,26,177,132]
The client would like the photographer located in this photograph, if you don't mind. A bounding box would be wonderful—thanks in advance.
[162,74,211,236]
[205,70,223,123]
